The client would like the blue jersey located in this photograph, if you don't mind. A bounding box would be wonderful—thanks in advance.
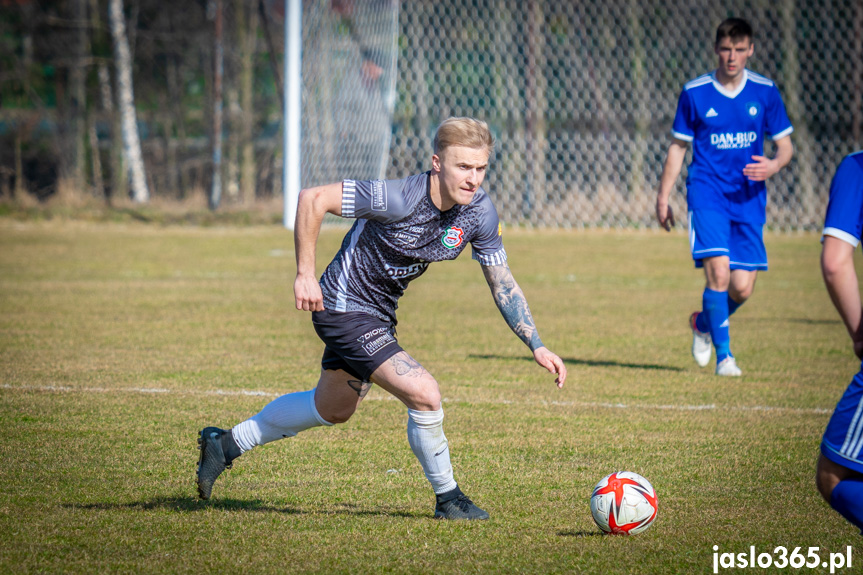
[672,70,793,224]
[823,151,863,247]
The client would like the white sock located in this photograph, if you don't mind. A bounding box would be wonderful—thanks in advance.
[407,408,457,495]
[232,389,332,452]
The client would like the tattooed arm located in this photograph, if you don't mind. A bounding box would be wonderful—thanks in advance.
[482,262,543,350]
[482,263,567,387]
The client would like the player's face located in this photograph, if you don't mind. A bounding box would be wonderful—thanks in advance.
[432,146,490,208]
[714,36,754,82]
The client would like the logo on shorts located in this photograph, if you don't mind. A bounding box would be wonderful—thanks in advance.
[441,226,464,249]
[357,327,396,357]
[371,180,387,211]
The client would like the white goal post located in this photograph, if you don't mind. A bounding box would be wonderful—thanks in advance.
[283,0,400,230]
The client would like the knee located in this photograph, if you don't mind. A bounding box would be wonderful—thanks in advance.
[731,283,754,302]
[314,397,356,425]
[409,388,442,412]
[816,469,833,504]
[815,457,839,504]
[704,264,730,290]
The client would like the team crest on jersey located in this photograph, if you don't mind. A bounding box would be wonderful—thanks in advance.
[441,226,464,249]
[745,102,761,117]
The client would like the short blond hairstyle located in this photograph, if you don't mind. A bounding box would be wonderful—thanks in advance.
[433,117,495,157]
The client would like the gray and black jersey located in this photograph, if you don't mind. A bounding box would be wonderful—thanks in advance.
[319,171,507,324]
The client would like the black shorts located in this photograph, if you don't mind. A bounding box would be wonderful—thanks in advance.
[311,310,403,382]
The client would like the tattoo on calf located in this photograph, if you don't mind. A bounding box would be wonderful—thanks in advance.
[347,379,373,398]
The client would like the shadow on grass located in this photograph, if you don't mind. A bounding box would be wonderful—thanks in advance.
[736,316,840,325]
[469,354,683,372]
[557,530,605,537]
[64,497,425,518]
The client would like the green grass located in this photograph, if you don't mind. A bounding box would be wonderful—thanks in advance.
[0,220,858,574]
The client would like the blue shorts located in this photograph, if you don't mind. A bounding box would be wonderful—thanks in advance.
[821,366,863,475]
[311,310,404,382]
[688,209,768,271]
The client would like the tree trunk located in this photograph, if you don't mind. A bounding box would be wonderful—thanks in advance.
[237,0,258,205]
[524,0,546,224]
[628,0,648,209]
[209,0,224,210]
[779,0,813,228]
[70,0,88,196]
[109,0,149,202]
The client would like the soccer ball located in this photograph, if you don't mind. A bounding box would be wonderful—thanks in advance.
[590,471,658,535]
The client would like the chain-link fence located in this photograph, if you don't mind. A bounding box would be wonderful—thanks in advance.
[337,0,861,230]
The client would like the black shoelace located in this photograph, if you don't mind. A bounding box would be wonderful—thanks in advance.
[453,494,474,512]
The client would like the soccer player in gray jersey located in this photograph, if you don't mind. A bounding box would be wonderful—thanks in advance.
[196,117,568,520]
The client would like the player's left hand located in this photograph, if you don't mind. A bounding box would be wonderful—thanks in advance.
[533,347,567,389]
[743,155,780,181]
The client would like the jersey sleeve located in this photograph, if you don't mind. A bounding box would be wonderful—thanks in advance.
[823,155,863,247]
[670,89,695,142]
[470,193,507,266]
[341,177,412,224]
[765,85,793,141]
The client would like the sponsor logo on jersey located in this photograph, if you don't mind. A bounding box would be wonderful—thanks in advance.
[441,226,464,249]
[706,108,718,118]
[384,261,429,279]
[391,230,419,246]
[371,180,387,211]
[710,131,758,150]
[357,327,396,356]
[745,101,761,117]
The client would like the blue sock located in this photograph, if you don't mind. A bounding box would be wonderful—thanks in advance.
[695,310,708,333]
[702,288,731,361]
[696,294,744,333]
[727,294,742,317]
[830,477,863,534]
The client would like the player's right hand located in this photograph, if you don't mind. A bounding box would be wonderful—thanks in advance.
[655,197,675,231]
[294,274,325,312]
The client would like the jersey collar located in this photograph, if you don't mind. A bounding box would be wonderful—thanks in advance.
[711,69,748,99]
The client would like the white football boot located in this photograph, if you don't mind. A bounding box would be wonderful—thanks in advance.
[690,312,712,368]
[715,356,742,377]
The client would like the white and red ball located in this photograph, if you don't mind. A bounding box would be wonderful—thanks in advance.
[590,471,658,535]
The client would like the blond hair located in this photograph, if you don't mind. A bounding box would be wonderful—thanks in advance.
[433,117,495,157]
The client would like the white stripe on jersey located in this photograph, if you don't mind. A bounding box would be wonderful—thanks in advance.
[671,130,694,142]
[746,71,775,87]
[342,180,357,218]
[683,73,713,91]
[840,394,863,457]
[474,247,508,266]
[334,219,366,312]
[771,125,794,140]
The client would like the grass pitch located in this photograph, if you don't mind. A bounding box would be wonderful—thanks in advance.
[0,220,858,574]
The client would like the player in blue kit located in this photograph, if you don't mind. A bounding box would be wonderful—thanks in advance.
[195,117,568,520]
[655,18,794,376]
[816,151,863,534]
